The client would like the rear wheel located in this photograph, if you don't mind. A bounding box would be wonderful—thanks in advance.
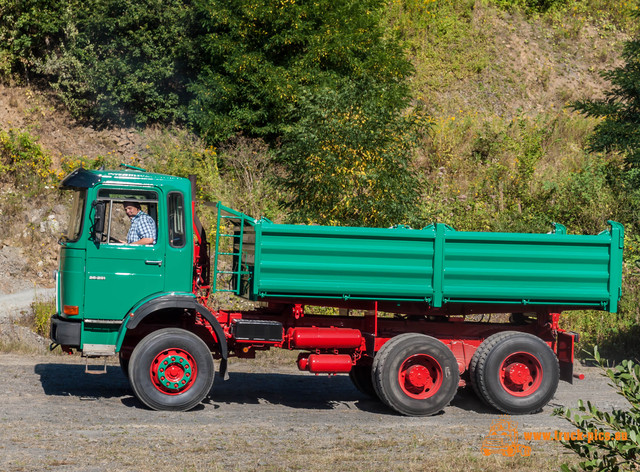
[470,331,559,414]
[349,363,376,398]
[372,333,459,416]
[128,328,214,411]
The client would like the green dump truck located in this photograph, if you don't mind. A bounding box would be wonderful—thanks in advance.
[50,167,624,416]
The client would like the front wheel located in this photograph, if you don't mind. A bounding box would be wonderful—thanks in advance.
[128,328,215,411]
[372,333,459,416]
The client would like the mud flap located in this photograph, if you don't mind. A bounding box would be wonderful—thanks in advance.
[220,358,229,381]
[557,331,578,384]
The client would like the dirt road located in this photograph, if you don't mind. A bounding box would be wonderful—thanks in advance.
[0,353,628,472]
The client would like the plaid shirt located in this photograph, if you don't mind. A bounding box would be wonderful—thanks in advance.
[127,210,157,244]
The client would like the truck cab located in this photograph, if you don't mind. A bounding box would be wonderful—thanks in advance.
[51,168,205,355]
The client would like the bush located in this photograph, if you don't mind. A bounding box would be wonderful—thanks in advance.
[40,0,194,125]
[0,0,68,80]
[554,348,640,471]
[216,135,282,220]
[146,129,221,201]
[572,6,640,186]
[277,80,422,227]
[30,298,56,338]
[0,128,55,194]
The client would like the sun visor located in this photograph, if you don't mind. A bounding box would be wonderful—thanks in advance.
[60,168,102,189]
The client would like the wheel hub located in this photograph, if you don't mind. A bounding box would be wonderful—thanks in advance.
[504,362,531,387]
[405,365,432,389]
[157,354,192,389]
[499,352,543,397]
[398,354,442,399]
[150,349,197,394]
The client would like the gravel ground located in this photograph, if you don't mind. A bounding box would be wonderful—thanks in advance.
[0,352,629,472]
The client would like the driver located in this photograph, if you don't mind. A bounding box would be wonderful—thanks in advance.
[121,201,156,245]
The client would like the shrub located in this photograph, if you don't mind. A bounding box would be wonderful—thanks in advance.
[39,0,194,125]
[217,135,282,220]
[554,348,640,471]
[572,6,640,184]
[31,298,56,338]
[277,80,422,227]
[0,0,68,80]
[146,129,221,201]
[0,128,55,194]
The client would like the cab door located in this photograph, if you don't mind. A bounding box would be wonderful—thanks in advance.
[84,187,165,321]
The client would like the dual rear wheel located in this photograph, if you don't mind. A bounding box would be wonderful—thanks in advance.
[370,333,460,416]
[469,331,559,415]
[352,331,559,416]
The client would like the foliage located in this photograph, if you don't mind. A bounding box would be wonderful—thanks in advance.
[554,348,640,471]
[563,259,640,362]
[491,0,568,14]
[572,7,640,180]
[40,0,193,125]
[30,298,56,338]
[217,135,282,219]
[187,0,414,144]
[385,0,491,96]
[277,80,421,227]
[415,111,621,235]
[0,0,68,79]
[0,128,54,194]
[146,129,221,202]
[0,0,193,124]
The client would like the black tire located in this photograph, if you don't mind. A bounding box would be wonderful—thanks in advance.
[128,328,215,411]
[470,331,559,415]
[372,333,459,416]
[119,351,130,378]
[349,364,376,398]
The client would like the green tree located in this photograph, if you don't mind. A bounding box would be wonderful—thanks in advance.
[572,7,640,172]
[46,0,194,124]
[2,0,194,124]
[187,0,413,144]
[277,80,421,227]
[0,0,68,79]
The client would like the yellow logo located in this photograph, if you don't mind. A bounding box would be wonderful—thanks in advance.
[481,416,532,457]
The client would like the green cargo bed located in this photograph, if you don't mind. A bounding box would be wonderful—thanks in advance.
[213,204,624,313]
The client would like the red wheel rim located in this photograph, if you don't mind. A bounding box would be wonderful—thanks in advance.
[150,348,198,395]
[499,351,542,397]
[398,354,443,399]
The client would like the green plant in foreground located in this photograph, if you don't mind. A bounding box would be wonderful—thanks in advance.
[553,347,640,471]
[31,298,55,338]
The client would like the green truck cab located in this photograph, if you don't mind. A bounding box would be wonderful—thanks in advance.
[51,168,225,358]
[50,167,624,416]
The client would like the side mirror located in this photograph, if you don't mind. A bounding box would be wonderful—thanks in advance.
[92,201,106,244]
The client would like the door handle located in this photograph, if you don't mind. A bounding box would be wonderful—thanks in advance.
[145,260,163,267]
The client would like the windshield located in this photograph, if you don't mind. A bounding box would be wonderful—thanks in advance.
[64,190,87,242]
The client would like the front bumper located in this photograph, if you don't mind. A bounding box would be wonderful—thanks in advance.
[50,315,81,348]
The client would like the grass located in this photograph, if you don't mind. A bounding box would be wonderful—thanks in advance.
[4,421,579,472]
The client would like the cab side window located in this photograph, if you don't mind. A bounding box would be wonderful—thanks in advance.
[168,192,185,248]
[96,189,158,246]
